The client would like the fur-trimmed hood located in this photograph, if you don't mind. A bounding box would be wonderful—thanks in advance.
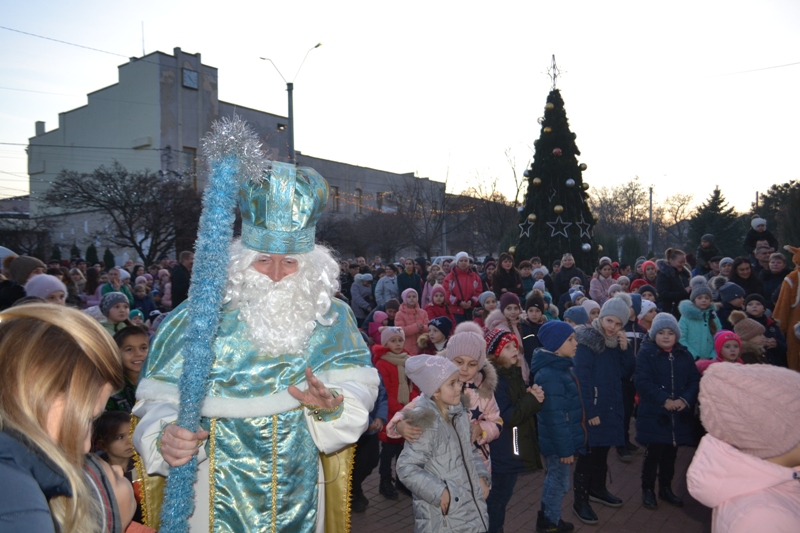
[472,361,498,399]
[485,309,509,332]
[575,323,606,354]
[678,299,716,320]
[403,394,470,429]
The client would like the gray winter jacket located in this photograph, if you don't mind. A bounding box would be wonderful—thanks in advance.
[397,395,490,533]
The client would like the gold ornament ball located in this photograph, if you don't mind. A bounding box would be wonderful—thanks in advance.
[597,245,604,253]
[533,178,542,186]
[554,205,564,214]
[545,102,555,111]
[592,213,599,222]
[527,213,537,222]
[508,246,516,254]
[581,182,590,191]
[579,163,588,171]
[543,127,552,133]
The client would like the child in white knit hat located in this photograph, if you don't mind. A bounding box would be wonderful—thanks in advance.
[397,355,490,533]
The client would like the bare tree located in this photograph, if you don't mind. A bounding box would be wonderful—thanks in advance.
[44,162,202,265]
[391,175,453,259]
[459,175,519,257]
[0,216,53,258]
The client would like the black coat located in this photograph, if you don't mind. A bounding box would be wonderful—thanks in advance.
[729,273,764,300]
[655,259,691,319]
[759,267,792,309]
[0,429,71,533]
[0,280,25,311]
[520,318,543,373]
[171,263,192,308]
[552,265,589,304]
[634,340,700,446]
[492,268,524,298]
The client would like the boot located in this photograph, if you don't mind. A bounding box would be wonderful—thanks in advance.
[616,445,633,462]
[572,473,598,525]
[536,511,575,533]
[658,485,684,507]
[379,477,398,500]
[589,487,623,507]
[642,489,658,509]
[395,477,412,496]
[351,490,368,513]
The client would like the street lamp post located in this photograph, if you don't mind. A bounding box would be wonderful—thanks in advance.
[260,43,321,164]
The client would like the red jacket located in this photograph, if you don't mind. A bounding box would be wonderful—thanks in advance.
[371,344,419,444]
[443,267,483,317]
[424,302,455,323]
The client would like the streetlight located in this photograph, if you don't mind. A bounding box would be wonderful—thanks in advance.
[260,43,322,164]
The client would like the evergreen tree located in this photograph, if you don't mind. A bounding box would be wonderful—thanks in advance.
[86,244,99,265]
[776,184,800,249]
[103,248,115,269]
[516,87,599,271]
[70,242,81,259]
[687,187,743,257]
[50,245,61,262]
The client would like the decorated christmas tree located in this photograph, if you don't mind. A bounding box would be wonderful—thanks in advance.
[514,58,599,271]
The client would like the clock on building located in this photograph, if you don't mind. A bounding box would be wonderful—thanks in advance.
[182,68,199,89]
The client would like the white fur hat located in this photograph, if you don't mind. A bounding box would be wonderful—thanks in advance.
[751,217,767,230]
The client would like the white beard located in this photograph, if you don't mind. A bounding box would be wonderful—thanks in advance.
[234,267,322,356]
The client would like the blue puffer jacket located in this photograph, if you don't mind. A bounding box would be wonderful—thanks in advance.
[530,349,587,458]
[572,324,630,447]
[634,340,700,446]
[0,428,71,533]
[678,300,722,360]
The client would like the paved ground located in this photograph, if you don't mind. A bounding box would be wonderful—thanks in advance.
[351,434,712,533]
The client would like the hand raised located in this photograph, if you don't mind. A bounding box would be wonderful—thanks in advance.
[288,367,344,410]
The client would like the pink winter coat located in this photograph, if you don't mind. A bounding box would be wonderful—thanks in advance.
[443,267,483,318]
[589,274,615,305]
[394,303,429,355]
[386,362,502,472]
[687,434,800,533]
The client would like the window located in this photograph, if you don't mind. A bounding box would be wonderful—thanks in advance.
[355,188,363,214]
[330,186,340,212]
[182,68,199,89]
[182,147,197,174]
[277,123,287,132]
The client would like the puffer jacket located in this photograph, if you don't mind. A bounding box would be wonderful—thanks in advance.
[530,348,587,458]
[634,339,700,446]
[520,318,543,372]
[687,434,800,533]
[397,395,490,533]
[0,428,71,533]
[350,281,374,320]
[655,259,691,318]
[443,267,482,318]
[573,324,630,447]
[394,303,429,355]
[678,300,722,360]
[488,363,543,473]
[386,364,501,473]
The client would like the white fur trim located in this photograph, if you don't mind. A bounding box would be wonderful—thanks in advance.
[136,367,380,419]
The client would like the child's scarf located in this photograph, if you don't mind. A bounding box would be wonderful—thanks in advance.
[381,351,411,404]
[591,318,620,348]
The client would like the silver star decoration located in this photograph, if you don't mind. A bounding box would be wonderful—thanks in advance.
[519,219,534,238]
[548,187,557,202]
[577,215,592,239]
[547,216,572,238]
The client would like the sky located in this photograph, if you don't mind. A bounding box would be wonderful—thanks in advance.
[2,0,799,212]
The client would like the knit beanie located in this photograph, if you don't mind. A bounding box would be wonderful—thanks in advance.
[526,293,545,311]
[581,299,600,313]
[405,355,459,397]
[729,310,765,341]
[135,276,148,286]
[454,251,470,263]
[599,297,630,325]
[118,268,131,281]
[700,363,800,459]
[570,291,585,304]
[689,276,713,302]
[360,273,373,282]
[714,330,741,356]
[129,309,144,321]
[428,316,453,338]
[744,294,766,308]
[637,284,657,300]
[477,291,495,307]
[642,260,657,274]
[485,328,518,357]
[630,279,648,292]
[401,288,417,304]
[750,217,767,230]
[445,321,487,368]
[563,305,589,325]
[613,291,632,309]
[499,292,520,312]
[533,280,546,292]
[384,299,400,312]
[638,300,657,320]
[538,321,575,353]
[701,233,715,244]
[719,257,734,268]
[532,267,546,278]
[719,282,745,304]
[607,283,622,296]
[629,293,642,317]
[24,274,67,300]
[432,285,447,299]
[381,326,405,346]
[9,256,46,285]
[649,312,681,341]
[373,311,389,324]
[616,275,630,286]
[100,292,129,318]
[634,259,646,272]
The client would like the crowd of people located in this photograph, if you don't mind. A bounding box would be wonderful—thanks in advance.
[1,209,799,533]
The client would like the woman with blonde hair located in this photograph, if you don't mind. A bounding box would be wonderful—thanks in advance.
[0,304,123,533]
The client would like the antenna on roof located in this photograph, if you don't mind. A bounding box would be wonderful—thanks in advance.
[141,22,145,57]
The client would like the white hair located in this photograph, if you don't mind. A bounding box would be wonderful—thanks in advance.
[223,239,340,356]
